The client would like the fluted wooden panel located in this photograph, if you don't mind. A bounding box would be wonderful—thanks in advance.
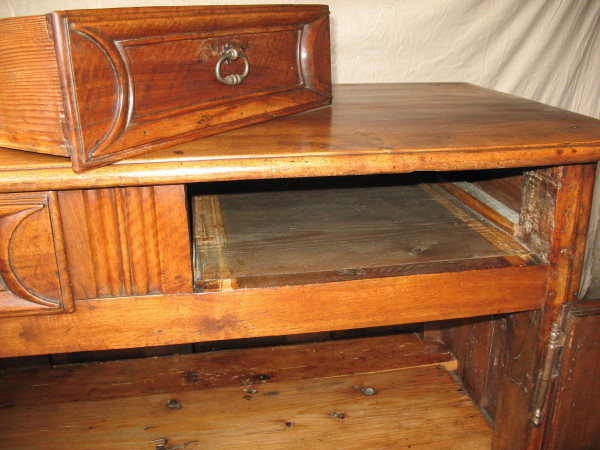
[58,185,192,299]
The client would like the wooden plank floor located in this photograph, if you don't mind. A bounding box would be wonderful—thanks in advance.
[0,334,491,449]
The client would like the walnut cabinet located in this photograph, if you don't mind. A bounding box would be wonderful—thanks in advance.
[1,84,600,448]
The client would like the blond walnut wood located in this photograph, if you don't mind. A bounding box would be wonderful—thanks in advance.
[0,82,598,448]
[0,83,599,190]
[58,185,193,299]
[0,334,456,406]
[0,265,545,357]
[0,16,66,156]
[0,338,489,449]
[0,192,73,317]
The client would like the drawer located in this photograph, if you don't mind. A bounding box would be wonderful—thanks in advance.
[0,5,332,172]
[189,173,538,293]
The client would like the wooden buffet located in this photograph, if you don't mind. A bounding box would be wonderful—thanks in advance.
[2,83,600,448]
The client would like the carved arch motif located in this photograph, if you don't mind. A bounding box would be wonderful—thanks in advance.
[0,193,74,317]
[0,204,55,306]
[71,25,134,159]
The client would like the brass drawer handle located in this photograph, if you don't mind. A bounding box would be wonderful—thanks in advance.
[215,44,249,86]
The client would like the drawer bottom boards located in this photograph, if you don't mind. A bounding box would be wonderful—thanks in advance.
[190,175,534,291]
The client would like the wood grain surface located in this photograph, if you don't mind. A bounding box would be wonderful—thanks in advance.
[0,83,599,190]
[0,335,491,449]
[494,164,596,449]
[193,181,533,290]
[0,334,456,407]
[544,300,600,449]
[0,5,332,171]
[440,315,507,423]
[471,172,523,212]
[0,191,73,317]
[437,181,516,234]
[0,264,546,357]
[0,16,66,156]
[58,185,193,299]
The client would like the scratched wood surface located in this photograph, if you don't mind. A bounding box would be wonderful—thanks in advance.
[193,178,534,290]
[544,300,600,449]
[0,334,491,449]
[0,83,599,190]
[439,315,507,423]
[493,164,596,448]
[0,334,455,406]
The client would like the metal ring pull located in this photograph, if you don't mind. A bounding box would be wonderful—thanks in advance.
[215,44,249,86]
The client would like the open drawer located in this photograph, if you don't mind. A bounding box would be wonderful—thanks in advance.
[189,171,547,325]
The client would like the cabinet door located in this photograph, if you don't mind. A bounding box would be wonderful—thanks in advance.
[0,192,73,317]
[542,299,600,449]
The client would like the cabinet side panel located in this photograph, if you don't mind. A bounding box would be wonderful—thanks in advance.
[439,315,506,422]
[471,173,523,214]
[0,16,67,156]
[58,185,193,299]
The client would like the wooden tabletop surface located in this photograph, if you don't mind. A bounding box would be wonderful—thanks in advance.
[1,83,600,192]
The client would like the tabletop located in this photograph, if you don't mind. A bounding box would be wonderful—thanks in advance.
[1,83,600,192]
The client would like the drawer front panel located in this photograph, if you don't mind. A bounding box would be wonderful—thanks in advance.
[0,192,73,317]
[129,30,302,117]
[51,5,332,171]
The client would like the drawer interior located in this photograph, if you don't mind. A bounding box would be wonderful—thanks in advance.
[189,171,535,292]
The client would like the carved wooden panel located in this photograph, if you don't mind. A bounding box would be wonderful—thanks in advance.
[0,192,73,317]
[49,5,331,171]
[58,185,193,299]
